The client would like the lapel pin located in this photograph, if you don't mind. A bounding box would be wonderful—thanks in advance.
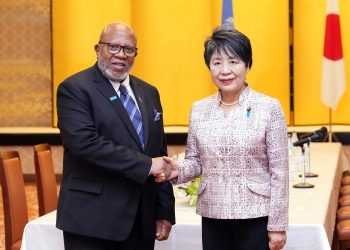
[246,107,251,117]
[110,96,117,101]
[139,97,142,102]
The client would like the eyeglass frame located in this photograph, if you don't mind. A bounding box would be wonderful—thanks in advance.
[98,41,138,57]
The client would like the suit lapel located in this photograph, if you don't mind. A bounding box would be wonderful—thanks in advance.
[130,77,149,148]
[92,65,143,150]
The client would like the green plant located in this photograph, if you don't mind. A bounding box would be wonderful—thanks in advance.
[176,176,201,206]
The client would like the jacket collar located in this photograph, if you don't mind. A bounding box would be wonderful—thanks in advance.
[92,62,147,151]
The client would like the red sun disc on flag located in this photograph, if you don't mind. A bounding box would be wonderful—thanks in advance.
[323,14,343,60]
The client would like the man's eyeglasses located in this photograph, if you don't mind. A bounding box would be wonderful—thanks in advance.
[99,42,138,57]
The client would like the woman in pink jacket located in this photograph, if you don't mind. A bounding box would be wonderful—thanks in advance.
[163,27,289,250]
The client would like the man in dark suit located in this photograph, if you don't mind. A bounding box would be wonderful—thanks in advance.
[56,22,175,250]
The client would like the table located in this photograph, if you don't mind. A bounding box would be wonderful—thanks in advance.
[21,143,349,250]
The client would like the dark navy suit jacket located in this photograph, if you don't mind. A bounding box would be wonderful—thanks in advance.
[56,62,175,241]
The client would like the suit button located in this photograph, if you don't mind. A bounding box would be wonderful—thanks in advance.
[135,190,140,195]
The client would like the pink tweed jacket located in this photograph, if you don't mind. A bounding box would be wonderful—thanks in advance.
[174,85,289,231]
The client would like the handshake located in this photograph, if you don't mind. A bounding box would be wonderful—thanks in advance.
[150,156,178,182]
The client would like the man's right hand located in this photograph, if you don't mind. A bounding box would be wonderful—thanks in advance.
[162,156,178,180]
[153,156,179,182]
[151,157,171,181]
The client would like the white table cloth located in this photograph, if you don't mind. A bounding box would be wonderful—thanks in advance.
[21,143,348,250]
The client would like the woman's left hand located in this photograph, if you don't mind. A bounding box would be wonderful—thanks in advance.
[268,231,286,250]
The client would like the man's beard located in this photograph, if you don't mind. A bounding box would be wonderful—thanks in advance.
[97,57,133,82]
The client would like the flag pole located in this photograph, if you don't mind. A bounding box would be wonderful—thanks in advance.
[328,108,332,142]
[327,108,339,143]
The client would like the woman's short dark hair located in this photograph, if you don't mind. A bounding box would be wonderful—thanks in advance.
[204,27,252,69]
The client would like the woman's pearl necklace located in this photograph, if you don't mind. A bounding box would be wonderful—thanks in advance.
[220,100,239,106]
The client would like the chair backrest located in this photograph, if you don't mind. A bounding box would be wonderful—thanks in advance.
[34,143,58,216]
[0,151,28,250]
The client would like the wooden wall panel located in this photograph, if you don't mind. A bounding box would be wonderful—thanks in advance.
[0,0,51,126]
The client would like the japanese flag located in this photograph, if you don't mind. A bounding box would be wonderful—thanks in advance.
[321,0,346,110]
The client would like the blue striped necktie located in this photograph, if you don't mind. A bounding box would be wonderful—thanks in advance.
[119,84,144,149]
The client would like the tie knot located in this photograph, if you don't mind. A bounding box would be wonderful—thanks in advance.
[119,84,128,95]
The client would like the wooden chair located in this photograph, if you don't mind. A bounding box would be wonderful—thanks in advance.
[339,195,350,207]
[337,220,350,250]
[0,151,28,250]
[34,143,58,216]
[342,176,350,186]
[337,206,350,223]
[340,185,350,197]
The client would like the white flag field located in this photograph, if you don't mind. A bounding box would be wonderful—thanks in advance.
[321,0,346,110]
